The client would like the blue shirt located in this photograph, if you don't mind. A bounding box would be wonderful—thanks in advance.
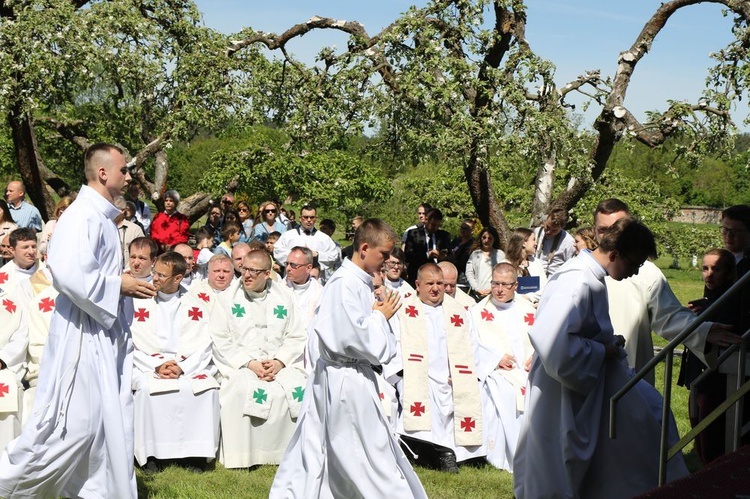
[9,200,42,231]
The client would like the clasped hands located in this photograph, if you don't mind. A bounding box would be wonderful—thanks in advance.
[155,360,183,379]
[247,359,284,381]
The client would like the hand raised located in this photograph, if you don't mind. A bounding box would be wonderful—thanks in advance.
[121,273,157,299]
[373,289,401,320]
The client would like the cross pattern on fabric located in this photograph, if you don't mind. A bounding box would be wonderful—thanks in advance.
[38,297,55,312]
[253,388,268,404]
[193,374,208,380]
[460,416,476,432]
[134,308,149,322]
[405,305,418,318]
[450,314,464,327]
[524,313,535,325]
[480,309,494,321]
[455,364,473,375]
[0,272,8,284]
[404,292,412,298]
[379,392,385,400]
[0,383,8,397]
[410,401,425,416]
[292,386,305,401]
[273,305,288,319]
[188,307,203,321]
[231,304,246,318]
[3,298,16,314]
[198,292,210,303]
[407,353,424,363]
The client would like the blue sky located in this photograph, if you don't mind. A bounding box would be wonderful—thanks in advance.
[193,1,743,129]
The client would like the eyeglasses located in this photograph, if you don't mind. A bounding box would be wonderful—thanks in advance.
[384,262,403,268]
[264,209,277,214]
[491,281,517,289]
[239,207,249,212]
[721,226,746,236]
[241,267,269,276]
[152,270,175,280]
[286,262,309,269]
[222,199,232,204]
[300,215,317,220]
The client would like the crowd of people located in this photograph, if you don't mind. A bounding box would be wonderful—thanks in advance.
[0,145,747,498]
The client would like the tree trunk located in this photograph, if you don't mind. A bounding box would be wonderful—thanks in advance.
[465,138,510,245]
[7,106,53,221]
[530,149,556,227]
[179,192,212,225]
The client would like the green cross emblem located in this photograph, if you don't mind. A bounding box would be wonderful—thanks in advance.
[231,304,246,318]
[253,388,267,404]
[273,305,288,319]
[292,386,305,401]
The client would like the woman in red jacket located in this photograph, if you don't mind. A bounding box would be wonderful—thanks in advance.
[150,189,190,252]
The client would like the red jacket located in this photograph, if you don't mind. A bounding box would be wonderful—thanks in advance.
[150,211,190,247]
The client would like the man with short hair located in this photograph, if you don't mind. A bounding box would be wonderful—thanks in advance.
[0,234,12,265]
[387,263,485,472]
[128,237,158,282]
[5,181,42,232]
[0,228,42,290]
[533,207,576,278]
[469,263,535,471]
[273,206,341,282]
[595,198,739,384]
[401,202,432,248]
[125,182,151,234]
[193,254,234,296]
[285,246,323,325]
[172,243,200,287]
[114,196,145,267]
[0,142,157,499]
[341,216,364,260]
[130,252,220,473]
[403,208,451,286]
[210,249,307,468]
[231,242,251,280]
[384,248,416,298]
[438,261,476,310]
[719,204,750,333]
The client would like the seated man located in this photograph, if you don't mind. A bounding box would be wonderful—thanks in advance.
[189,254,234,302]
[0,284,27,452]
[438,261,476,310]
[386,263,485,472]
[0,228,42,290]
[284,246,323,326]
[172,243,202,287]
[210,249,306,468]
[128,237,157,283]
[469,263,535,472]
[130,252,220,472]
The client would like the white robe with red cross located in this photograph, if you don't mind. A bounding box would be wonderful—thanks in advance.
[0,287,27,455]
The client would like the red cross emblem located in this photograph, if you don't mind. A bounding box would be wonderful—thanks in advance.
[379,392,385,400]
[188,307,203,321]
[405,305,418,318]
[460,417,476,432]
[134,308,149,322]
[0,383,8,397]
[480,309,494,321]
[0,272,8,284]
[524,313,535,326]
[2,299,16,314]
[38,297,55,312]
[410,401,425,416]
[450,314,464,327]
[198,292,210,303]
[151,353,164,359]
[193,374,208,380]
[521,386,526,396]
[404,292,412,298]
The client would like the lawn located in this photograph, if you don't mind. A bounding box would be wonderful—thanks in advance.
[137,259,706,498]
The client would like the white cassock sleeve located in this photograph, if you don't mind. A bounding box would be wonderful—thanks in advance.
[209,303,251,375]
[529,285,606,395]
[313,235,341,269]
[273,233,293,265]
[271,304,306,368]
[177,342,213,377]
[133,349,163,373]
[0,313,28,370]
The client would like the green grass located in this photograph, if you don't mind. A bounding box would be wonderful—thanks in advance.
[136,259,703,497]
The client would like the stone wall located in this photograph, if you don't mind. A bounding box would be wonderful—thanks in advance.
[672,206,722,225]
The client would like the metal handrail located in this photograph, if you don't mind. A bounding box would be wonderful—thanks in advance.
[609,268,750,486]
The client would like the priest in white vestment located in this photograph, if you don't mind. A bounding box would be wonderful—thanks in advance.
[470,262,535,472]
[0,143,156,499]
[189,254,234,301]
[271,219,426,498]
[173,243,203,288]
[387,263,486,472]
[131,252,220,471]
[0,227,43,292]
[16,265,58,424]
[273,206,341,282]
[0,285,28,453]
[284,246,323,326]
[210,249,307,468]
[514,218,689,499]
[438,261,476,310]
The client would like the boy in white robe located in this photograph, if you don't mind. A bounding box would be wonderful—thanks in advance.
[0,143,156,499]
[131,252,220,472]
[387,263,485,472]
[384,248,416,299]
[0,285,28,453]
[470,262,535,472]
[210,249,307,468]
[514,218,689,499]
[271,219,426,498]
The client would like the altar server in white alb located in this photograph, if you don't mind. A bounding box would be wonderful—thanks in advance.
[0,285,27,453]
[0,143,156,499]
[210,249,307,469]
[383,248,416,299]
[284,246,323,326]
[15,261,58,424]
[271,219,426,499]
[470,262,535,472]
[273,205,341,281]
[130,251,220,472]
[514,218,689,499]
[386,263,485,473]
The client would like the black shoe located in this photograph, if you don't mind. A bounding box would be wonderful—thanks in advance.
[437,451,459,473]
[142,458,160,475]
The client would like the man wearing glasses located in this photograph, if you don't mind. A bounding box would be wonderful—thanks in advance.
[469,262,535,472]
[284,246,323,326]
[719,205,750,354]
[210,249,306,469]
[130,252,220,473]
[273,205,340,283]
